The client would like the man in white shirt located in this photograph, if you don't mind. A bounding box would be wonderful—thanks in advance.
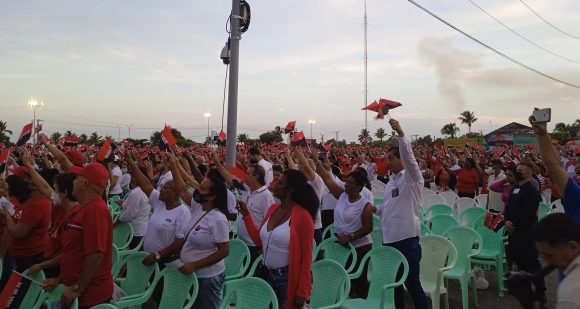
[531,214,580,309]
[107,156,123,198]
[248,147,274,187]
[118,183,151,249]
[487,159,506,211]
[378,118,428,309]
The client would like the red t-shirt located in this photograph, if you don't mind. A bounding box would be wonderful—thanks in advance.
[44,205,80,258]
[9,196,51,259]
[61,197,113,306]
[455,169,480,194]
[374,158,389,176]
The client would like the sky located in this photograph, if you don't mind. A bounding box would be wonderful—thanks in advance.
[1,0,579,143]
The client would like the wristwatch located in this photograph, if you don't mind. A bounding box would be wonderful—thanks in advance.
[349,233,355,241]
[72,284,83,294]
[154,252,161,261]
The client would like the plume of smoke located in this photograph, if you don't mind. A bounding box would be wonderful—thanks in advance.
[417,37,482,111]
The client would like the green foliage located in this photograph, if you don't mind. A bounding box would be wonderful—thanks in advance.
[358,128,372,144]
[50,132,62,143]
[458,110,478,133]
[259,131,283,144]
[441,123,460,138]
[374,128,387,142]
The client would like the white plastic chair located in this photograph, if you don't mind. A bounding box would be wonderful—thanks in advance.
[422,194,446,210]
[419,235,458,309]
[454,197,477,218]
[370,179,384,188]
[551,199,565,213]
[422,187,436,197]
[474,194,488,208]
[373,189,385,198]
[438,191,458,208]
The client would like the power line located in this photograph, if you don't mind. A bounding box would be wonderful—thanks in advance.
[518,0,580,40]
[406,0,580,89]
[467,0,580,63]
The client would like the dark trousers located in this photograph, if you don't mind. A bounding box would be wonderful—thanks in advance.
[350,244,372,298]
[13,253,44,273]
[314,228,323,245]
[0,252,15,291]
[458,191,475,199]
[377,175,389,184]
[248,246,261,269]
[128,235,143,250]
[384,237,429,309]
[508,234,546,300]
[321,210,334,232]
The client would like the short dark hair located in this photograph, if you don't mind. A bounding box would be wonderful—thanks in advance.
[251,164,266,186]
[531,213,580,246]
[273,164,284,173]
[348,170,367,192]
[387,146,400,159]
[248,147,261,156]
[6,175,31,204]
[53,173,77,201]
[207,176,229,216]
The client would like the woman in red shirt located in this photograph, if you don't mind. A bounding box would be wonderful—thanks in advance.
[239,169,317,309]
[445,157,481,198]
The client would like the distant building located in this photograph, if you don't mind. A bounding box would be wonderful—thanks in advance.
[485,122,537,146]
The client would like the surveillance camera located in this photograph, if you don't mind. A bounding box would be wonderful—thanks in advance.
[220,43,230,65]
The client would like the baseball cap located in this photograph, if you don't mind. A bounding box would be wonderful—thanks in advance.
[69,162,109,189]
[9,166,29,179]
[65,150,86,167]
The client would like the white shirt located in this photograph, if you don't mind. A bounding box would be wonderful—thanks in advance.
[120,173,131,193]
[321,174,343,211]
[308,174,325,229]
[180,208,230,278]
[487,171,506,211]
[366,162,377,181]
[237,185,275,246]
[109,166,123,195]
[334,193,372,248]
[379,137,422,244]
[118,187,151,236]
[557,255,580,309]
[143,190,192,253]
[260,217,290,269]
[258,159,274,187]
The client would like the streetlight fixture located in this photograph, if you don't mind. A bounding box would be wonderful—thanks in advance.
[28,97,44,144]
[308,120,316,140]
[204,113,211,143]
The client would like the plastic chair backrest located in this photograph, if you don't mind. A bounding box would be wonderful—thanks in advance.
[420,222,431,236]
[474,222,505,255]
[429,215,459,236]
[365,246,409,305]
[438,191,459,207]
[419,235,457,286]
[246,255,263,278]
[459,207,487,227]
[538,202,552,221]
[425,204,454,220]
[422,194,446,210]
[225,239,251,280]
[474,194,488,207]
[112,244,121,276]
[158,268,199,309]
[89,304,118,309]
[322,224,335,240]
[454,197,477,217]
[443,226,482,274]
[113,222,133,250]
[310,260,350,309]
[19,270,46,309]
[32,284,79,309]
[220,277,278,309]
[312,238,358,273]
[370,228,383,247]
[118,252,159,297]
[551,199,565,213]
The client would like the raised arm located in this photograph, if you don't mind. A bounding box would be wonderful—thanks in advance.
[166,153,194,205]
[39,134,73,171]
[293,148,316,181]
[314,156,344,199]
[389,119,422,182]
[211,151,235,187]
[531,121,569,194]
[284,149,298,170]
[184,155,205,183]
[21,150,53,198]
[125,151,154,197]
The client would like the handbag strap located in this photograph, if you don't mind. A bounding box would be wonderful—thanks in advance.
[183,209,215,243]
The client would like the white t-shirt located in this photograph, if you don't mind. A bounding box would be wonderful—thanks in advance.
[321,174,344,211]
[120,173,131,193]
[109,166,123,195]
[118,187,151,236]
[260,217,290,269]
[237,185,275,246]
[258,159,274,187]
[180,208,230,278]
[143,190,192,253]
[308,174,325,229]
[334,193,372,248]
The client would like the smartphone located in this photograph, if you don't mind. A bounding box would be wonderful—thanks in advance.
[531,108,551,123]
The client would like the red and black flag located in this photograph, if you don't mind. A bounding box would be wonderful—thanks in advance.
[0,149,10,174]
[290,130,306,146]
[217,130,227,146]
[0,271,39,308]
[284,121,296,134]
[16,123,33,146]
[63,136,81,147]
[362,98,402,119]
[159,125,177,151]
[97,137,116,162]
[34,123,42,134]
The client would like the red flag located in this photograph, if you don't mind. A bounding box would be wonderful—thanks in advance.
[159,125,177,151]
[63,136,81,147]
[217,130,227,146]
[16,123,33,146]
[229,166,246,182]
[291,131,306,146]
[284,121,296,134]
[97,137,115,162]
[362,98,402,119]
[34,123,42,134]
[511,147,521,157]
[492,147,505,156]
[0,149,10,174]
[0,271,36,308]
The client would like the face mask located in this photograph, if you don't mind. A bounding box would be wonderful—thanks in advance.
[121,168,128,174]
[51,191,62,206]
[485,167,494,175]
[249,159,258,164]
[192,190,209,204]
[514,170,525,182]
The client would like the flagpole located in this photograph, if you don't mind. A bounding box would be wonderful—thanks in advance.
[225,0,241,168]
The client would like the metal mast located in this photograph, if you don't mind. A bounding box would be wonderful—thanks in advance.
[364,0,368,132]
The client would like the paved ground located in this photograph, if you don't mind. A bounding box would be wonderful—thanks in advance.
[403,269,558,308]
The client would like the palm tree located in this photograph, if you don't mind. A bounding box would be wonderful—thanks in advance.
[50,132,62,143]
[441,123,460,138]
[374,128,387,142]
[0,121,13,135]
[358,128,372,144]
[457,110,478,133]
[237,133,250,144]
[79,133,88,145]
[64,130,75,137]
[87,132,103,146]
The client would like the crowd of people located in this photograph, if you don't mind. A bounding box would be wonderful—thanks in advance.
[0,114,578,309]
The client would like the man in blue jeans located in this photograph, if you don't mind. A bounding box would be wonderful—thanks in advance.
[378,118,429,309]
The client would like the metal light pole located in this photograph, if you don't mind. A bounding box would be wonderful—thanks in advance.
[225,0,241,168]
[28,97,44,145]
[204,113,211,143]
[308,120,316,140]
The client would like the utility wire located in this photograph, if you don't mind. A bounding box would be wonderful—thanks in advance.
[468,0,580,63]
[518,0,580,40]
[406,0,580,89]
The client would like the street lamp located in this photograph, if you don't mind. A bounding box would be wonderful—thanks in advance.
[28,97,44,144]
[204,113,211,143]
[308,120,316,141]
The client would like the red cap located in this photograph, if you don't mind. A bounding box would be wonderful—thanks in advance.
[9,166,29,179]
[69,162,109,189]
[65,150,86,167]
